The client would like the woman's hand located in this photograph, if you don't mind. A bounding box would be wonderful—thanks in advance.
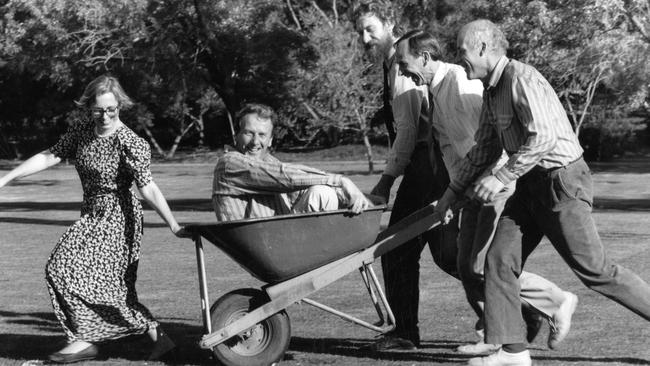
[172,225,192,238]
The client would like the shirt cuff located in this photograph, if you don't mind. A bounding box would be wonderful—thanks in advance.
[383,159,406,178]
[448,181,465,195]
[494,166,518,186]
[327,174,343,187]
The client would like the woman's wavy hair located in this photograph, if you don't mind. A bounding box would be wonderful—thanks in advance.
[75,75,134,109]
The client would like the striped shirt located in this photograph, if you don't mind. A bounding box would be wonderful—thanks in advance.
[428,62,508,181]
[450,56,584,193]
[383,54,432,177]
[212,147,343,221]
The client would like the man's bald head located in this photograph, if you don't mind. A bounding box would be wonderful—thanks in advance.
[457,19,509,81]
[458,19,509,57]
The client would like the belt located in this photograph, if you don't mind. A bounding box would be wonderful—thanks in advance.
[528,156,583,176]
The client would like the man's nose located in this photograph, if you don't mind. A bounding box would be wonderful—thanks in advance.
[362,31,371,44]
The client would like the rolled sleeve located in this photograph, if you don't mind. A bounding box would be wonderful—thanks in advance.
[214,152,342,196]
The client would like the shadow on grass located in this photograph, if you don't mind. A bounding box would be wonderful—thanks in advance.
[289,336,650,364]
[289,336,470,363]
[593,198,650,211]
[0,310,60,333]
[0,199,214,212]
[0,217,187,228]
[0,317,215,365]
[2,197,650,215]
[589,160,650,174]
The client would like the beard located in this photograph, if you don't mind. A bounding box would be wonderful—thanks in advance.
[364,37,393,64]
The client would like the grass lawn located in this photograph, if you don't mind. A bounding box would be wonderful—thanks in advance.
[1,150,649,366]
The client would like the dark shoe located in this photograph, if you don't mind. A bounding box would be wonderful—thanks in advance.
[48,344,98,364]
[362,335,417,351]
[148,326,177,361]
[523,310,544,343]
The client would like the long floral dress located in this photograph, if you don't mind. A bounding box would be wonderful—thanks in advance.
[46,120,158,342]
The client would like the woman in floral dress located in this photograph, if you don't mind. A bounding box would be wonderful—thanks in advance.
[0,75,190,363]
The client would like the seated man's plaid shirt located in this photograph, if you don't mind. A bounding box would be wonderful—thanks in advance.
[212,146,345,221]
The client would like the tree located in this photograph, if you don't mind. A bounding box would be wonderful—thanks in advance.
[437,0,649,154]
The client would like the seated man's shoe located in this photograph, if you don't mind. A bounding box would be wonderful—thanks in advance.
[548,291,578,350]
[523,310,544,343]
[468,349,531,366]
[361,334,417,351]
[148,326,177,361]
[48,344,98,364]
[457,340,501,355]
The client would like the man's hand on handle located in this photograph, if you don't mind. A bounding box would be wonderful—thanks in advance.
[473,175,505,203]
[435,188,459,225]
[342,177,371,214]
[369,174,395,204]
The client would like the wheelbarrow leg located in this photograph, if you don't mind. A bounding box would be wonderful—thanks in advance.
[365,263,396,330]
[194,234,212,334]
[359,264,385,326]
[301,263,395,333]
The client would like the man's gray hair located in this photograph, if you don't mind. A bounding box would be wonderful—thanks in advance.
[462,19,509,55]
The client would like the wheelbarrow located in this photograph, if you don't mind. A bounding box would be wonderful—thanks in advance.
[184,202,445,366]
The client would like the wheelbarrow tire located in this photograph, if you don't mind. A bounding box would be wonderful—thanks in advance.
[210,288,291,366]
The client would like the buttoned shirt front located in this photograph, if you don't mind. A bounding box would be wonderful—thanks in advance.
[383,54,432,178]
[450,56,584,193]
[212,147,343,221]
[428,62,508,181]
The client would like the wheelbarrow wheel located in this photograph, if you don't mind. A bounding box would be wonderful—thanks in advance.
[210,288,291,366]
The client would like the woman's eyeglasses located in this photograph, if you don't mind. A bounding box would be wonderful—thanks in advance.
[90,106,119,118]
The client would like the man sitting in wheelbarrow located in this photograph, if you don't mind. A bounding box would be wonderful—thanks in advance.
[212,103,371,221]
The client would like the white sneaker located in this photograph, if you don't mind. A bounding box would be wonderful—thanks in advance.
[457,341,501,355]
[548,291,578,350]
[467,349,532,366]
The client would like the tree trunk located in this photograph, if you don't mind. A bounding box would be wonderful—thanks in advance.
[226,109,236,145]
[166,121,197,158]
[167,134,183,158]
[355,109,373,174]
[141,125,166,157]
[196,116,205,147]
[363,131,374,174]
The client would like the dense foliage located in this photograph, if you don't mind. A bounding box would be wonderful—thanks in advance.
[0,0,648,160]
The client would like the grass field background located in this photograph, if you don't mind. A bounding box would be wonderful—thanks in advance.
[1,151,649,366]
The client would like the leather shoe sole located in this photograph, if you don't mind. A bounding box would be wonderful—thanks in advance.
[48,344,98,364]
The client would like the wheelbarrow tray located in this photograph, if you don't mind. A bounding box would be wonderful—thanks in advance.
[185,206,385,283]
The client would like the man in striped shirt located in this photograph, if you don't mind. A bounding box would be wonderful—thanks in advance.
[393,29,576,356]
[212,103,370,221]
[436,19,650,366]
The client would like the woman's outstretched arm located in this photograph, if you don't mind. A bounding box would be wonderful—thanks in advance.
[138,180,191,238]
[0,150,62,188]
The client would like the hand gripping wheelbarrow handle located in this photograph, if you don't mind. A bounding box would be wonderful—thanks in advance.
[371,199,466,257]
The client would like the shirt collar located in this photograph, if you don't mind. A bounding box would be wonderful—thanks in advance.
[384,53,396,70]
[428,62,450,99]
[485,55,509,90]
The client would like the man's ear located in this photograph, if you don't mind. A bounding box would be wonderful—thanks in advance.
[479,42,487,56]
[422,51,430,66]
[386,21,395,36]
